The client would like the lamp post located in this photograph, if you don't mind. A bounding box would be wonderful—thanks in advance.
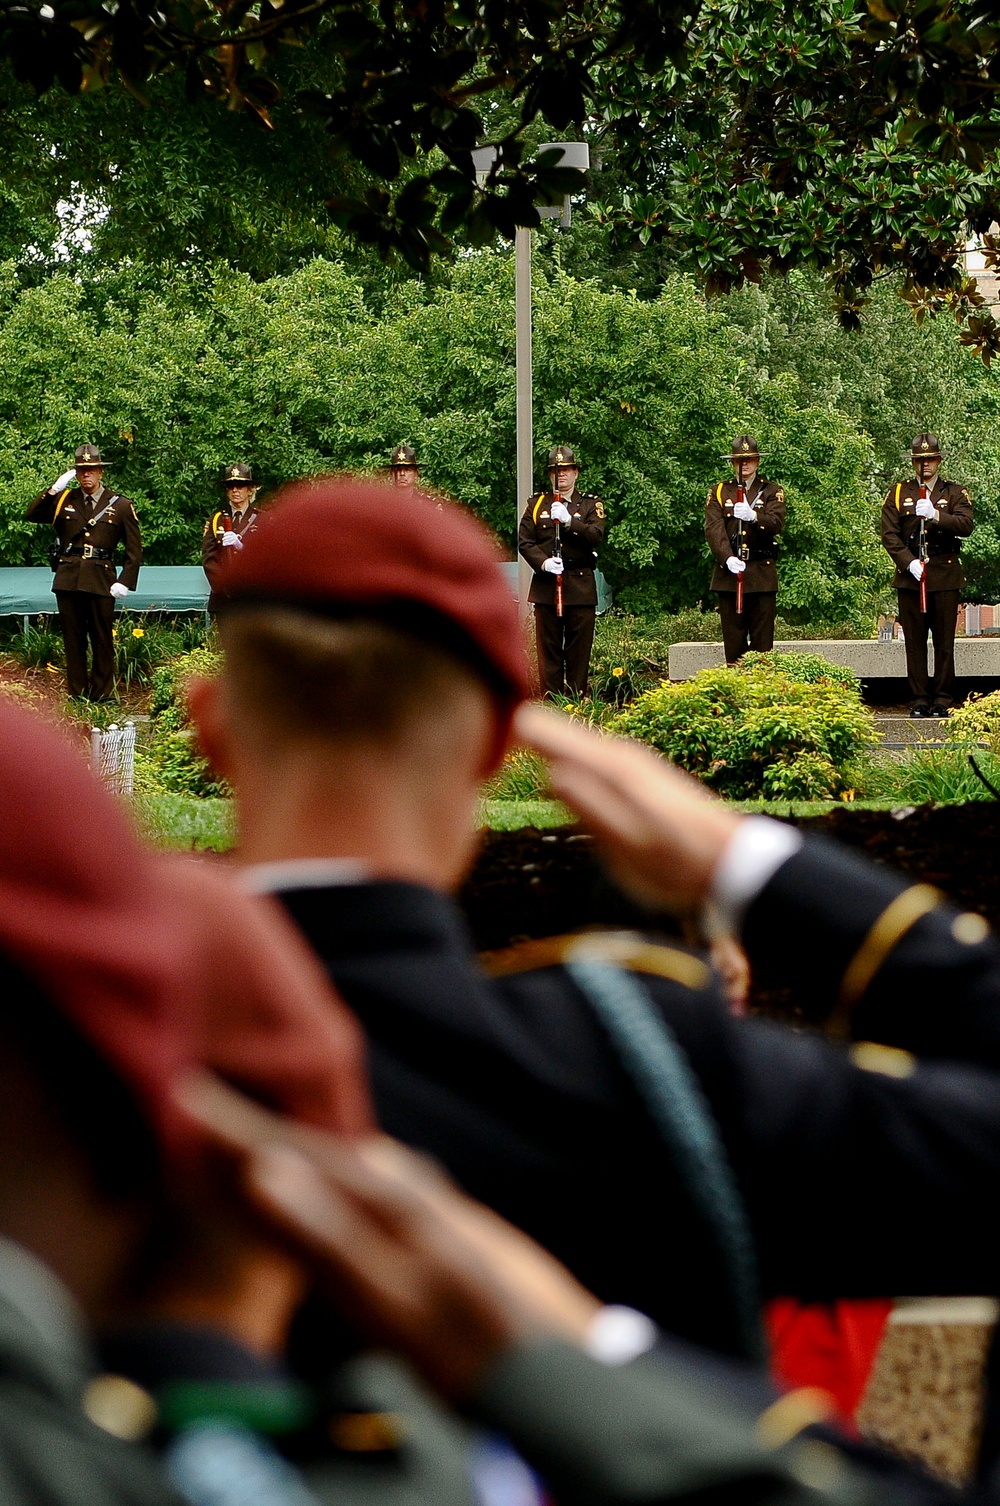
[472,141,590,617]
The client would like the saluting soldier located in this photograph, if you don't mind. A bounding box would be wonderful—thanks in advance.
[202,463,261,614]
[25,443,142,700]
[389,443,420,489]
[705,435,785,664]
[881,433,973,719]
[518,444,606,697]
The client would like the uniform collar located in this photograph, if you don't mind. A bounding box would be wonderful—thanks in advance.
[83,483,105,509]
[273,880,475,962]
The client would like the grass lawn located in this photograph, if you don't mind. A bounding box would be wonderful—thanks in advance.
[135,794,236,852]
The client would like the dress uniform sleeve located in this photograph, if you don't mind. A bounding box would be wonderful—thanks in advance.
[116,499,143,591]
[754,484,785,535]
[518,497,551,573]
[569,495,605,550]
[933,484,974,536]
[880,487,915,571]
[704,488,734,566]
[202,515,225,588]
[24,490,57,523]
[740,833,1000,1067]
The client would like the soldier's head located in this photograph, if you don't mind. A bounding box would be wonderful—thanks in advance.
[547,445,579,496]
[727,435,760,486]
[74,443,106,494]
[223,462,257,511]
[911,433,942,485]
[389,444,420,489]
[0,696,371,1335]
[188,475,530,891]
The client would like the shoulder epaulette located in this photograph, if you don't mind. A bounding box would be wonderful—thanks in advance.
[481,929,710,991]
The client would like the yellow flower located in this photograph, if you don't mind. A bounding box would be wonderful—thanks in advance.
[46,664,58,674]
[132,628,145,639]
[612,666,625,677]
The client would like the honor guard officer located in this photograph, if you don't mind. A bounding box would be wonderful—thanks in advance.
[389,444,420,489]
[26,444,142,700]
[518,444,606,697]
[881,433,973,718]
[705,435,786,664]
[202,463,261,614]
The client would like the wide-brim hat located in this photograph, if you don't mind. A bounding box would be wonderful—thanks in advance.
[724,435,763,461]
[389,444,419,469]
[547,444,578,469]
[223,463,255,486]
[910,433,942,460]
[74,444,106,467]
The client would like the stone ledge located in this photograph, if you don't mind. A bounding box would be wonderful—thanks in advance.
[667,639,1000,680]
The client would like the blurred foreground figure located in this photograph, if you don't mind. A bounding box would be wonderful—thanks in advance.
[0,694,955,1506]
[189,473,1000,1375]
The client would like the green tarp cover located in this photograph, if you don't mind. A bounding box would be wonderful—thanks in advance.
[0,563,611,616]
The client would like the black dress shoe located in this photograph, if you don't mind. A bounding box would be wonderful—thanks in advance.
[910,705,929,719]
[929,704,950,718]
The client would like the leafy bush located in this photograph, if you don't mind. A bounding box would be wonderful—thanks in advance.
[610,651,875,800]
[945,692,1000,755]
[482,748,549,802]
[8,618,64,670]
[144,646,227,796]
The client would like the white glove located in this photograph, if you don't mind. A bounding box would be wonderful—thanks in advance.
[542,556,565,575]
[110,582,130,599]
[915,498,936,520]
[733,500,755,522]
[550,500,572,525]
[908,559,925,581]
[221,531,243,548]
[726,556,747,575]
[50,469,76,493]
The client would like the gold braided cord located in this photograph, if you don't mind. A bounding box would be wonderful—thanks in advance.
[830,884,941,1038]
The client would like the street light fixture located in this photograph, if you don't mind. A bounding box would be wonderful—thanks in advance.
[472,141,590,616]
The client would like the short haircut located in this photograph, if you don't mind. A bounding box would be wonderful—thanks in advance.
[219,604,490,743]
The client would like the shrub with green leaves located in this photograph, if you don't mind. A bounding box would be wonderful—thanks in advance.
[945,692,1000,755]
[144,645,227,797]
[611,652,875,800]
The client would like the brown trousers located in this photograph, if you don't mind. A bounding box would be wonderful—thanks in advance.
[717,591,777,664]
[56,590,116,700]
[534,604,596,698]
[896,588,960,707]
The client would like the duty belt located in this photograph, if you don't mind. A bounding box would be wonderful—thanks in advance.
[62,544,111,561]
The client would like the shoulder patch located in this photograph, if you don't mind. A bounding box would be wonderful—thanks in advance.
[773,488,784,504]
[595,498,605,519]
[481,929,710,991]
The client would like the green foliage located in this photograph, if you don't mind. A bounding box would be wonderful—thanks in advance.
[112,621,171,690]
[133,794,235,852]
[7,616,63,670]
[860,747,1000,805]
[0,258,880,627]
[482,749,549,803]
[945,692,1000,755]
[611,652,875,800]
[144,645,227,796]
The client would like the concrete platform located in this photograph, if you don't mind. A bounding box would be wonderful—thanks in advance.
[667,639,1000,680]
[874,714,951,748]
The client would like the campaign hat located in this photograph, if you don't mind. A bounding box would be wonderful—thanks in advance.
[911,433,942,460]
[224,462,255,486]
[547,445,577,470]
[724,435,763,461]
[389,444,419,469]
[223,473,531,711]
[74,444,106,467]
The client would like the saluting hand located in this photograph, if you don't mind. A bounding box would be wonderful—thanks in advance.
[515,703,741,914]
[49,470,76,494]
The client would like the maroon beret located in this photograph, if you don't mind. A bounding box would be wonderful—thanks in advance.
[0,700,373,1156]
[224,474,531,708]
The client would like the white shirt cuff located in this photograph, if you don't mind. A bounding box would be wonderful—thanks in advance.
[584,1305,659,1366]
[709,817,803,936]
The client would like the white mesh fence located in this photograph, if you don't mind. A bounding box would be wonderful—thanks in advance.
[91,720,137,796]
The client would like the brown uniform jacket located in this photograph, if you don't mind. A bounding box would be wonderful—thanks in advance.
[202,505,261,596]
[705,477,785,594]
[880,476,973,592]
[26,484,142,596]
[518,489,605,608]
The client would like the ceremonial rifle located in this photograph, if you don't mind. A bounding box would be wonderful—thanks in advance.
[553,512,564,618]
[735,481,748,616]
[917,482,929,614]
